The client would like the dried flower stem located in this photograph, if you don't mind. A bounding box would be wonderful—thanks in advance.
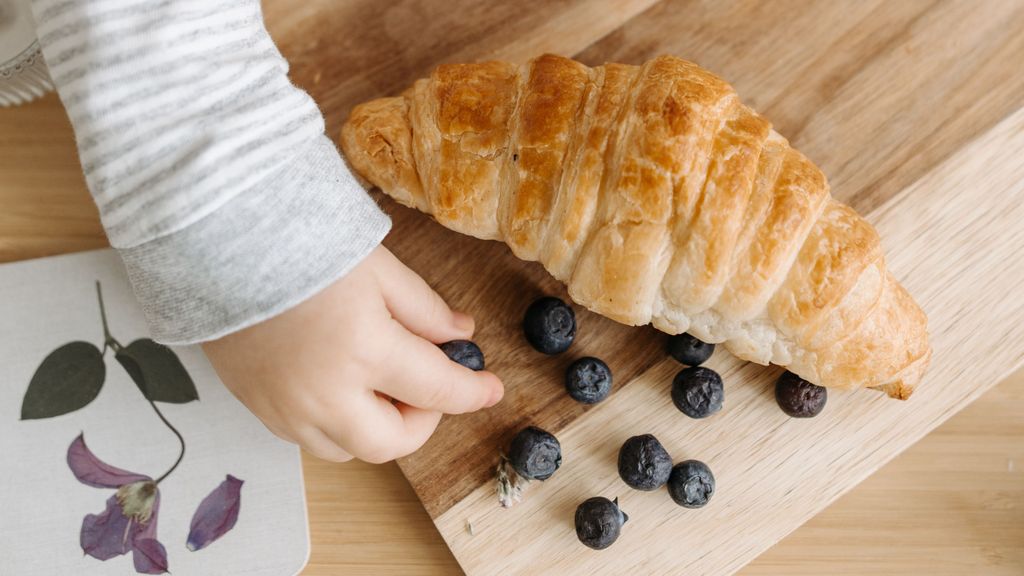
[495,453,530,508]
[96,280,185,484]
[149,399,185,484]
[96,281,118,354]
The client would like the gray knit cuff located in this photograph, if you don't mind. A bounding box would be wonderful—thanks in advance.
[120,135,390,345]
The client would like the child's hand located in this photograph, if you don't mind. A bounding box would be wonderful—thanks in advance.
[202,246,504,463]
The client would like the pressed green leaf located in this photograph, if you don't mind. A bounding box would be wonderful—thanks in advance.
[116,339,198,404]
[115,351,147,398]
[21,341,105,420]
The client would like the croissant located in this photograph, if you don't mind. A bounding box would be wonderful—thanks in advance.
[340,54,931,399]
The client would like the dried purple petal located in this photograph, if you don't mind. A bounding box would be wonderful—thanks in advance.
[81,489,162,565]
[80,495,137,560]
[68,434,149,488]
[132,538,168,574]
[186,475,243,551]
[134,491,161,541]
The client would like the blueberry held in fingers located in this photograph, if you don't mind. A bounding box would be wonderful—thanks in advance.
[439,340,485,371]
[523,297,576,354]
[666,333,715,366]
[565,357,612,404]
[617,434,673,491]
[667,460,715,508]
[508,426,561,480]
[775,371,827,417]
[671,366,724,418]
[575,497,628,550]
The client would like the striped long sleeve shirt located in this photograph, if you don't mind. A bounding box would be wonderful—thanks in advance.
[30,0,390,343]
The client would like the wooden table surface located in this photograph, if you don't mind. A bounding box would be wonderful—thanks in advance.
[3,1,1022,571]
[4,82,1022,576]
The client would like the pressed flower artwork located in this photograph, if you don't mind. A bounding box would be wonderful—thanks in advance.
[21,282,244,575]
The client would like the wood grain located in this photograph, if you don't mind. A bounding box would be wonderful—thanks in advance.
[377,216,667,517]
[574,0,1024,212]
[745,367,1024,575]
[280,4,1024,570]
[262,0,661,139]
[301,0,1024,570]
[297,367,1024,575]
[4,0,1023,573]
[0,93,106,263]
[428,104,1024,575]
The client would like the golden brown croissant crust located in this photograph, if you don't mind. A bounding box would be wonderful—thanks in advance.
[340,54,931,399]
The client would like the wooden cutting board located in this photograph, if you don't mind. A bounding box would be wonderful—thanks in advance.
[264,0,1024,573]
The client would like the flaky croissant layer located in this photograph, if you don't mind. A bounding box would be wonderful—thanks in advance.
[340,54,930,399]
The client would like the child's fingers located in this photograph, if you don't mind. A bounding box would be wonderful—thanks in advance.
[390,401,445,457]
[373,247,474,343]
[325,393,442,464]
[376,323,503,414]
[297,425,354,463]
[261,420,297,444]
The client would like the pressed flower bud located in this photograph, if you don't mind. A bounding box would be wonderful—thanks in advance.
[116,480,158,523]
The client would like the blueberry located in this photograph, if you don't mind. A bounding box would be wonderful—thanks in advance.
[565,357,612,404]
[617,434,673,491]
[574,496,628,550]
[775,371,827,417]
[666,333,715,366]
[667,460,715,508]
[508,426,562,480]
[523,297,576,354]
[671,366,724,418]
[439,340,485,371]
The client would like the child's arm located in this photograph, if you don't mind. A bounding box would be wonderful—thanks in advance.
[31,0,384,343]
[31,0,502,462]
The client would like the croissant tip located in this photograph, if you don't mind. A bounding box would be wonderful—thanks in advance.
[868,383,912,400]
[890,386,915,401]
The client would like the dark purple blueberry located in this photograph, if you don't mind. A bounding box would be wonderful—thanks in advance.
[671,366,724,418]
[617,434,673,491]
[775,371,827,418]
[667,460,715,508]
[666,333,715,366]
[439,340,485,371]
[574,496,628,550]
[508,426,561,480]
[523,297,576,355]
[565,357,612,404]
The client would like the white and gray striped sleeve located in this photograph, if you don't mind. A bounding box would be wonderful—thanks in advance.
[29,0,390,344]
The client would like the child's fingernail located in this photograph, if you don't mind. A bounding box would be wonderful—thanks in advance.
[453,311,474,333]
[486,383,504,407]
